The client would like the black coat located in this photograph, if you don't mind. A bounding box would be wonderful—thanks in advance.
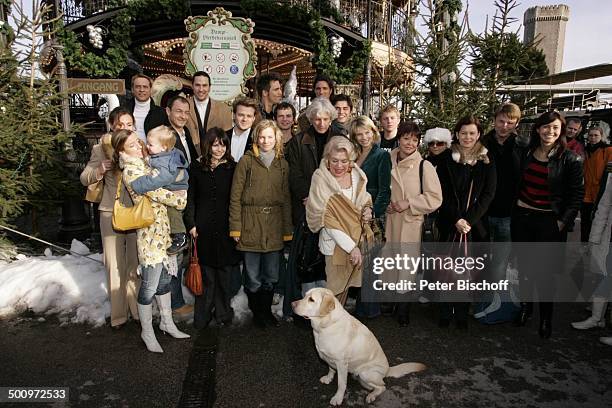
[436,148,497,242]
[184,161,240,268]
[226,128,253,161]
[482,131,520,217]
[126,98,167,135]
[512,145,584,231]
[174,126,199,166]
[285,126,345,226]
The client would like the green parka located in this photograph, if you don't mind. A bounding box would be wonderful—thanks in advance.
[229,150,293,252]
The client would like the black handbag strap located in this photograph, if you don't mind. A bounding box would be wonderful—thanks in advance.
[419,159,424,194]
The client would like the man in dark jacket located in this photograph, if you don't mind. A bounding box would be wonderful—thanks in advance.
[482,103,521,244]
[166,96,198,167]
[227,97,257,162]
[126,74,167,141]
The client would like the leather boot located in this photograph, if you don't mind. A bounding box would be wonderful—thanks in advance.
[246,289,265,328]
[571,298,607,330]
[261,290,281,327]
[539,302,553,339]
[513,302,533,327]
[137,303,163,353]
[396,303,410,327]
[156,293,190,339]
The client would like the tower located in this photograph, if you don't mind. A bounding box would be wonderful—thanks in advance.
[523,4,570,74]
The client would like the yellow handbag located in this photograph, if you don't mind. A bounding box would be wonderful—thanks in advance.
[85,180,103,203]
[112,174,155,231]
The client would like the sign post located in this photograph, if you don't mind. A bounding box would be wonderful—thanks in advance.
[184,7,257,102]
[66,78,126,95]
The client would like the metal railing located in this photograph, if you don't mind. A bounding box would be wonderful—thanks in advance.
[56,0,127,24]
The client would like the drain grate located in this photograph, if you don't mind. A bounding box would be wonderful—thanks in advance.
[178,328,218,408]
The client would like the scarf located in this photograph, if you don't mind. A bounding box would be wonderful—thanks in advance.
[259,150,275,168]
[451,142,489,165]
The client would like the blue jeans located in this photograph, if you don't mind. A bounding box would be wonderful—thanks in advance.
[301,280,326,297]
[138,263,172,305]
[488,216,512,281]
[243,251,280,292]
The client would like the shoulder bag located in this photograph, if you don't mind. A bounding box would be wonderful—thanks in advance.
[185,237,204,296]
[112,174,154,231]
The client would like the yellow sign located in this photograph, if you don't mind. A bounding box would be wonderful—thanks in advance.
[67,78,126,94]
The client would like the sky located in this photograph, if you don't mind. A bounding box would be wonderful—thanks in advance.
[459,0,612,81]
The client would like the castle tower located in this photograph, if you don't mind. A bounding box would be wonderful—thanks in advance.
[523,4,570,74]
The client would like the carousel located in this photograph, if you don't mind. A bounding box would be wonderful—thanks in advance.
[48,0,417,122]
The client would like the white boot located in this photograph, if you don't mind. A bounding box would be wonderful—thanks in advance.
[571,298,607,330]
[137,303,163,353]
[600,336,612,346]
[156,293,190,339]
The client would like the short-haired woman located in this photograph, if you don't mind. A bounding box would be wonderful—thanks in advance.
[386,123,443,326]
[512,111,583,338]
[306,136,374,305]
[286,97,344,226]
[185,128,240,329]
[112,130,190,352]
[436,115,496,329]
[229,120,293,328]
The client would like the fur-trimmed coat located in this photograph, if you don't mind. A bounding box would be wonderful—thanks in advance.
[436,143,496,242]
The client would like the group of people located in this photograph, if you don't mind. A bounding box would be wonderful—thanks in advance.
[81,71,612,354]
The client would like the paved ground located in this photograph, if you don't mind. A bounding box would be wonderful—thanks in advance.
[1,302,612,408]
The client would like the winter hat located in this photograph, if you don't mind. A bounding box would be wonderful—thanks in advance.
[423,127,453,146]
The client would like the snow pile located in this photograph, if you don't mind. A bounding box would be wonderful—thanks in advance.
[0,240,109,327]
[0,239,286,327]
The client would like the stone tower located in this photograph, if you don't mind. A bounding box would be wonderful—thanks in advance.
[523,4,570,74]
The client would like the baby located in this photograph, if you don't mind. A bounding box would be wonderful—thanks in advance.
[131,125,189,254]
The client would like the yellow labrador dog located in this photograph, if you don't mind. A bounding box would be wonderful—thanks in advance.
[292,288,426,405]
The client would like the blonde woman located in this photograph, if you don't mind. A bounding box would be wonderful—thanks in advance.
[229,120,293,328]
[306,136,373,305]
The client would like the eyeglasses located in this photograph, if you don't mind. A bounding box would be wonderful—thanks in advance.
[428,141,446,147]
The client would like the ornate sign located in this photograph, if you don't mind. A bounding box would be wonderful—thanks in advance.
[184,8,257,101]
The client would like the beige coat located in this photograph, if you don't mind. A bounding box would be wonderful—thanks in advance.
[306,160,373,295]
[80,134,139,325]
[384,149,442,289]
[186,97,233,156]
[385,149,442,242]
[80,134,132,212]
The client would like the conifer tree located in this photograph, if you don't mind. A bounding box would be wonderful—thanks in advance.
[0,1,74,232]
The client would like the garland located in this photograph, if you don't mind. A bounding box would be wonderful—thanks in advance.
[58,0,370,84]
[57,0,189,77]
[240,0,370,85]
[309,18,370,85]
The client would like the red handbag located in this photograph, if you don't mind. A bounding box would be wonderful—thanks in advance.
[185,237,203,296]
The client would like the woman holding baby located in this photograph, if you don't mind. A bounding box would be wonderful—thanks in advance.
[112,129,190,353]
